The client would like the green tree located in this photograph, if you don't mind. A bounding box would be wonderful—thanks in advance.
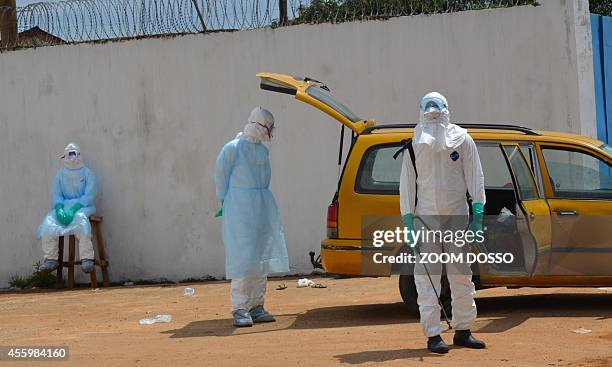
[289,0,539,24]
[591,0,612,16]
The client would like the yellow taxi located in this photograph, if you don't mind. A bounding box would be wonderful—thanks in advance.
[258,72,612,312]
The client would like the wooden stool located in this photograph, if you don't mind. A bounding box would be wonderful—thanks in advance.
[56,215,110,289]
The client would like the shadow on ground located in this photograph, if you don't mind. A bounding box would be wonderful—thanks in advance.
[334,348,444,364]
[162,302,412,338]
[162,293,612,338]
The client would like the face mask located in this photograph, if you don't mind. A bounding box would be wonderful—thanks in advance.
[63,150,83,169]
[257,122,275,139]
[423,111,442,122]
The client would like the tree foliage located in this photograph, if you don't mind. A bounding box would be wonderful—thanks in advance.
[591,0,612,16]
[289,0,540,24]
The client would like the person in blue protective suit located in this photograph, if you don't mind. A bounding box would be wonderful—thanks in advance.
[399,92,486,353]
[214,106,290,327]
[38,143,98,274]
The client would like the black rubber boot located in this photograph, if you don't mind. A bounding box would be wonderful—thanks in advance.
[453,330,486,349]
[427,335,449,354]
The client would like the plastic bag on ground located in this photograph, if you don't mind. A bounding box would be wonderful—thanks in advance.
[297,278,315,288]
[139,315,172,325]
[183,288,195,296]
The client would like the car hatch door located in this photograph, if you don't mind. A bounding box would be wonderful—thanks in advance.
[257,72,374,135]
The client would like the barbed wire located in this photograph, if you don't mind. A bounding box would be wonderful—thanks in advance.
[0,0,538,47]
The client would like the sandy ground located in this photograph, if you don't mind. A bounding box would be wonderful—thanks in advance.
[1,276,611,367]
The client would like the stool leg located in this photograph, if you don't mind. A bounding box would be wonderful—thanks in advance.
[56,236,64,289]
[68,235,76,289]
[89,267,98,288]
[94,222,110,287]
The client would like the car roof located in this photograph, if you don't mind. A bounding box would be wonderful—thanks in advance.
[367,124,605,148]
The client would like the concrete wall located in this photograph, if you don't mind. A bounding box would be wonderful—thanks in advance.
[0,0,596,287]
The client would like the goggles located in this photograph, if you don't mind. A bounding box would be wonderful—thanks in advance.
[420,97,447,114]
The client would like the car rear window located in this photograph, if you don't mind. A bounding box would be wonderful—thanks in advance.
[306,85,361,123]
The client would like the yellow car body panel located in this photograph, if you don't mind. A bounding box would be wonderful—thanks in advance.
[326,130,611,286]
[256,71,612,288]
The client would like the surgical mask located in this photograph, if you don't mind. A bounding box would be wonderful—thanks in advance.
[62,143,84,169]
[257,122,275,139]
[237,107,276,145]
[414,92,465,152]
[423,111,442,122]
[419,93,448,124]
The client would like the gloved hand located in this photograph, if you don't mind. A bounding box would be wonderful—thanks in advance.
[215,200,224,218]
[54,203,70,226]
[468,203,485,233]
[63,203,84,226]
[402,213,417,247]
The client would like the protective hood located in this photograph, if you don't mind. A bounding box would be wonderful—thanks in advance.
[61,142,84,170]
[413,92,467,152]
[236,106,275,145]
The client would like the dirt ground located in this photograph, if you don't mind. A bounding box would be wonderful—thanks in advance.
[1,276,611,367]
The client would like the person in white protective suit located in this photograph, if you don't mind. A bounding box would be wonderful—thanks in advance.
[214,106,290,327]
[38,143,98,274]
[399,92,486,353]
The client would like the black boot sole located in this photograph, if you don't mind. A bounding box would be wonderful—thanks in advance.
[453,341,486,349]
[428,347,449,354]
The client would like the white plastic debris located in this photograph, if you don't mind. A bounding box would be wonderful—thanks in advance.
[297,278,315,288]
[497,207,515,225]
[139,315,172,325]
[123,281,134,287]
[183,287,195,296]
[572,327,592,334]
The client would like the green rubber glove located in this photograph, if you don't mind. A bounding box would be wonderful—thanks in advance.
[469,203,485,233]
[63,203,84,226]
[402,213,417,247]
[54,203,69,226]
[68,203,83,215]
[215,200,224,218]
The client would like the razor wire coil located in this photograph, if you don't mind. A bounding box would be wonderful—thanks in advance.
[0,0,538,47]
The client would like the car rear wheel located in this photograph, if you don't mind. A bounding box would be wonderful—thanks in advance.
[399,274,452,319]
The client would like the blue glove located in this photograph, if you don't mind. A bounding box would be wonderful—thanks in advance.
[215,200,223,218]
[469,203,485,233]
[402,213,417,247]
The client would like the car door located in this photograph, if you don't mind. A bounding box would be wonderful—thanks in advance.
[538,143,612,276]
[499,143,552,276]
[473,143,551,279]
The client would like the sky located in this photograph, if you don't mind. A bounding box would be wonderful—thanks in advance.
[17,0,62,5]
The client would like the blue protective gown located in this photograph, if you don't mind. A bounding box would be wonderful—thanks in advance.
[37,166,98,239]
[214,139,289,279]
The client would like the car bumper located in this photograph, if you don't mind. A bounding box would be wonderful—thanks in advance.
[320,238,394,276]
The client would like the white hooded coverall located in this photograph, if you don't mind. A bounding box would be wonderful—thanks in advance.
[399,93,485,337]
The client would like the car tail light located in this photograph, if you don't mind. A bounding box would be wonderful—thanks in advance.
[327,201,338,239]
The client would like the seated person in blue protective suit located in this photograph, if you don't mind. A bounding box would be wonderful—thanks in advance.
[214,106,290,328]
[38,143,98,274]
